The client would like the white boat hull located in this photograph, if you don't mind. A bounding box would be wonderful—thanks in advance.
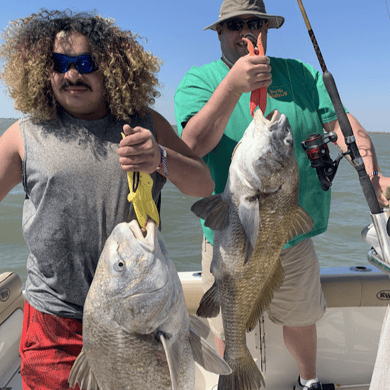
[0,272,24,390]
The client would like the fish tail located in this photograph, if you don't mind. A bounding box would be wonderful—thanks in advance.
[219,348,265,390]
[196,282,220,318]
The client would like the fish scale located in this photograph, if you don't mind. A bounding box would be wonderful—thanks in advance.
[83,321,173,389]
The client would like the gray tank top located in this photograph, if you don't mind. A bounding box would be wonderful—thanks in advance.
[20,109,166,319]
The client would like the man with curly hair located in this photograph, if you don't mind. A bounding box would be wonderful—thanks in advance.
[0,10,214,390]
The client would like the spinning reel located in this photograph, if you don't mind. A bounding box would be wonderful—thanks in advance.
[301,132,345,191]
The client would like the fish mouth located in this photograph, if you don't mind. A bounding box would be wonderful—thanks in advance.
[257,109,287,130]
[264,110,286,132]
[128,219,156,248]
[117,219,169,300]
[125,219,170,296]
[266,110,280,122]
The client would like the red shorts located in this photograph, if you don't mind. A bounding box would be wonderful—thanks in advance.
[20,301,82,390]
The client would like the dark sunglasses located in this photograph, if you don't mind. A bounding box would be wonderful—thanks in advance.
[51,53,99,74]
[224,17,267,31]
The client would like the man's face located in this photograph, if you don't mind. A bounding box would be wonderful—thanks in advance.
[217,14,268,66]
[50,31,107,120]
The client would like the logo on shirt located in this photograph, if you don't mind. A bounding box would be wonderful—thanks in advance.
[268,87,288,99]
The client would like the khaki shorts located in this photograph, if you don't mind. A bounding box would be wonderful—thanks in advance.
[201,236,327,339]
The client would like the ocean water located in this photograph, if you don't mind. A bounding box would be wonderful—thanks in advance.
[0,118,389,285]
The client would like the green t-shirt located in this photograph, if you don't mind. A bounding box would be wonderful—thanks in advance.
[175,57,340,248]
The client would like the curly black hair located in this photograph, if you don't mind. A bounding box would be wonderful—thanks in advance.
[0,9,161,122]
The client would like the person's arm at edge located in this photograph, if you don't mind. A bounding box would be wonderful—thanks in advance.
[181,55,272,158]
[118,109,214,198]
[324,114,390,206]
[0,121,24,202]
[151,109,214,198]
[181,73,241,158]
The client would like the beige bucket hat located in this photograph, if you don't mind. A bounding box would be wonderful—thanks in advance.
[204,0,285,31]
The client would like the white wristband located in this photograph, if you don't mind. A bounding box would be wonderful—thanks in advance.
[156,145,168,176]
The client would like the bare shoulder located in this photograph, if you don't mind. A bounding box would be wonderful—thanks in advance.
[0,120,24,202]
[0,121,24,159]
[149,108,197,157]
[149,108,176,142]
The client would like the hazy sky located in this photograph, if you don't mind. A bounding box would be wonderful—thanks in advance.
[0,0,389,132]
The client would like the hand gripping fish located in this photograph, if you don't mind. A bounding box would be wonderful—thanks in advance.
[242,33,267,117]
[191,109,314,390]
[121,132,160,228]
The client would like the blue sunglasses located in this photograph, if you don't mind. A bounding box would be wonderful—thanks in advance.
[52,53,99,74]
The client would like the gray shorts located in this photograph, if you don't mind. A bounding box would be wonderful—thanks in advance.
[201,236,327,339]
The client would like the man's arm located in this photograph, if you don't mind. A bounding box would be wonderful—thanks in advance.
[181,55,272,158]
[0,122,23,202]
[324,114,390,206]
[117,109,215,198]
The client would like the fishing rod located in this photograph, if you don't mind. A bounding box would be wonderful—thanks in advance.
[296,0,390,273]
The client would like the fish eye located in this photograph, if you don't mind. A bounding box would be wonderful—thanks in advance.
[114,259,125,272]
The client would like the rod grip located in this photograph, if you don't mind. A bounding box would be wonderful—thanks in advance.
[322,71,353,138]
[322,71,381,215]
[360,175,382,214]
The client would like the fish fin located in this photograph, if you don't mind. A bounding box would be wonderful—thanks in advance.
[246,256,284,331]
[238,198,260,264]
[219,346,265,389]
[244,239,254,266]
[189,315,210,339]
[160,333,182,390]
[285,206,314,242]
[68,349,100,390]
[191,195,230,231]
[196,282,220,318]
[188,327,232,375]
